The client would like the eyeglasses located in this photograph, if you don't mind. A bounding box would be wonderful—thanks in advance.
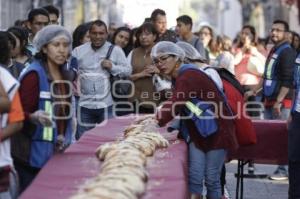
[270,28,285,33]
[153,55,172,64]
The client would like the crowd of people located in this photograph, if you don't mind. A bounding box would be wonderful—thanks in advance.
[0,4,300,199]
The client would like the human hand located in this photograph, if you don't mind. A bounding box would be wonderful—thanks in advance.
[244,90,255,101]
[101,59,113,70]
[243,36,252,50]
[31,110,53,127]
[145,65,160,74]
[140,68,154,77]
[273,101,282,117]
[55,134,66,152]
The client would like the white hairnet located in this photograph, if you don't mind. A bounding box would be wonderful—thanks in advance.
[151,41,185,61]
[33,25,72,52]
[176,41,206,62]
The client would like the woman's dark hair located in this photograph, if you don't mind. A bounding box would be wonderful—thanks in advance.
[135,22,159,48]
[199,26,215,50]
[0,31,11,65]
[111,26,132,56]
[131,27,139,48]
[7,26,29,56]
[72,22,92,49]
[34,51,47,62]
[199,26,214,38]
[243,25,256,43]
[7,32,16,49]
[291,31,300,52]
[237,25,257,48]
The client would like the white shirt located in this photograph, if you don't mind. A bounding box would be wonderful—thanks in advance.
[202,66,224,90]
[72,41,132,109]
[213,51,235,75]
[0,66,19,167]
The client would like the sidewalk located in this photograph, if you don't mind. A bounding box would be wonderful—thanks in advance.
[225,161,289,199]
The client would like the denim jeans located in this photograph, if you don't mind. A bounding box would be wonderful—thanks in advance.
[76,106,113,140]
[188,142,226,199]
[264,106,290,174]
[0,168,18,199]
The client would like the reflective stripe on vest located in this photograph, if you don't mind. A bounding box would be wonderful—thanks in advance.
[263,43,291,97]
[264,44,290,80]
[42,99,53,142]
[292,56,300,112]
[266,58,276,79]
[185,101,203,116]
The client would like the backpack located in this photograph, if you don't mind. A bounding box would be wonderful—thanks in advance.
[209,67,257,146]
[178,64,232,139]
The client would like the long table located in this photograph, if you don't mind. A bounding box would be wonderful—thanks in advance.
[19,116,188,199]
[19,118,288,199]
[228,120,288,199]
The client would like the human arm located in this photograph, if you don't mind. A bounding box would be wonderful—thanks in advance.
[273,48,297,115]
[126,50,159,81]
[130,65,159,81]
[102,46,132,77]
[0,80,10,113]
[0,92,24,141]
[19,72,52,126]
[244,78,264,100]
[273,86,290,116]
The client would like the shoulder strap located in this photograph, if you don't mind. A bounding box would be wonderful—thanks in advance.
[179,64,233,115]
[208,67,245,94]
[106,45,115,59]
[11,63,20,79]
[294,54,300,89]
[292,53,300,112]
[273,43,291,56]
[178,64,198,75]
[194,38,199,48]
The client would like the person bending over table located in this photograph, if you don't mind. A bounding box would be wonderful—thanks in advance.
[152,41,238,199]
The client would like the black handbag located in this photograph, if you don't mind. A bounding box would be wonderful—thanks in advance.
[106,45,132,101]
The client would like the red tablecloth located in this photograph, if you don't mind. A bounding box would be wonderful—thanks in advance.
[19,116,188,199]
[229,120,288,165]
[18,118,288,199]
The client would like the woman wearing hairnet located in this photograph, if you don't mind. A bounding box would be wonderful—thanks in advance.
[152,41,238,199]
[11,25,74,193]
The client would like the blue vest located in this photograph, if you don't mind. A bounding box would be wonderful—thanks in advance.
[176,64,232,142]
[19,60,73,168]
[263,43,291,98]
[292,54,300,113]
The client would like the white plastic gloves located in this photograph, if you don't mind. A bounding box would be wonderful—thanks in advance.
[31,110,53,127]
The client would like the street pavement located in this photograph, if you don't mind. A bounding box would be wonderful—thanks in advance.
[225,160,289,199]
